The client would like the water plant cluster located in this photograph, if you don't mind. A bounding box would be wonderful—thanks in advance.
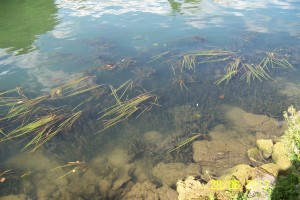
[0,77,157,152]
[149,48,294,89]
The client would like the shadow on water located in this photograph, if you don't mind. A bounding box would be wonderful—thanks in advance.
[0,0,59,55]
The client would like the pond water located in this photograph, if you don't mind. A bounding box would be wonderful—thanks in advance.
[1,0,300,199]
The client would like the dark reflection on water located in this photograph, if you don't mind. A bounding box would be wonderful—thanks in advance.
[0,0,59,54]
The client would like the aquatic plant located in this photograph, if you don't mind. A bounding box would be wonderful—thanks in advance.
[181,54,196,71]
[51,160,88,182]
[215,57,272,85]
[260,51,294,70]
[96,80,159,133]
[216,50,295,85]
[283,106,300,162]
[167,133,204,153]
[0,76,103,152]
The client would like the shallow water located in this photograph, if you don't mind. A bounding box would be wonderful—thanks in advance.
[1,0,300,199]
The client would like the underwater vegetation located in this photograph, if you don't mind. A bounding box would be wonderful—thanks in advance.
[97,80,159,133]
[0,76,159,152]
[0,76,104,152]
[51,160,88,182]
[148,47,294,86]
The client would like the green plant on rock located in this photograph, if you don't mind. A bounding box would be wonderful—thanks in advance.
[283,106,300,162]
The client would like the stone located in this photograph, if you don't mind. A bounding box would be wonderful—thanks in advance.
[272,142,292,171]
[123,181,159,200]
[247,147,264,166]
[193,140,251,176]
[112,174,131,190]
[152,163,199,186]
[176,176,211,200]
[256,139,273,159]
[143,131,162,144]
[0,195,26,200]
[157,185,178,200]
[220,164,254,186]
[260,163,280,177]
[221,105,285,137]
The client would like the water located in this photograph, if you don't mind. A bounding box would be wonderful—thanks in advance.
[1,0,300,199]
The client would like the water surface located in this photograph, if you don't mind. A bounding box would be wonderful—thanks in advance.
[1,0,300,199]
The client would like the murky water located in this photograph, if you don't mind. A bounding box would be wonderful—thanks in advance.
[1,0,300,199]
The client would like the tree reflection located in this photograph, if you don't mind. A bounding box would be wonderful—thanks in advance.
[0,0,58,55]
[168,0,202,14]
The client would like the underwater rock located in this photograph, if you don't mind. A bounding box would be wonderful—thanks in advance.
[221,105,285,137]
[0,195,27,200]
[143,130,162,144]
[107,148,130,166]
[169,105,202,133]
[176,176,211,200]
[256,139,273,159]
[193,139,251,176]
[132,160,152,182]
[272,142,292,171]
[247,147,265,166]
[112,174,132,191]
[97,178,112,198]
[260,163,280,177]
[152,162,199,186]
[156,185,178,200]
[123,181,160,200]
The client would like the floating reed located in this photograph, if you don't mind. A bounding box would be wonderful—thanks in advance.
[260,51,295,70]
[168,133,203,153]
[51,161,88,182]
[215,50,294,85]
[96,80,158,133]
[0,76,102,152]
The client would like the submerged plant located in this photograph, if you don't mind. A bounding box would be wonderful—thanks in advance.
[0,76,103,152]
[181,54,196,71]
[96,80,159,133]
[51,160,88,182]
[167,133,204,153]
[216,58,272,85]
[216,50,294,85]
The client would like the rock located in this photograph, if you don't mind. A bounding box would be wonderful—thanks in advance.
[193,140,251,176]
[260,163,280,177]
[123,181,159,200]
[220,164,254,187]
[112,174,131,190]
[98,178,112,198]
[176,176,211,200]
[0,195,26,200]
[169,105,202,133]
[157,185,178,200]
[256,139,273,159]
[143,131,162,144]
[107,148,130,166]
[272,142,292,171]
[245,167,276,200]
[221,105,284,137]
[247,147,264,166]
[152,163,199,186]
